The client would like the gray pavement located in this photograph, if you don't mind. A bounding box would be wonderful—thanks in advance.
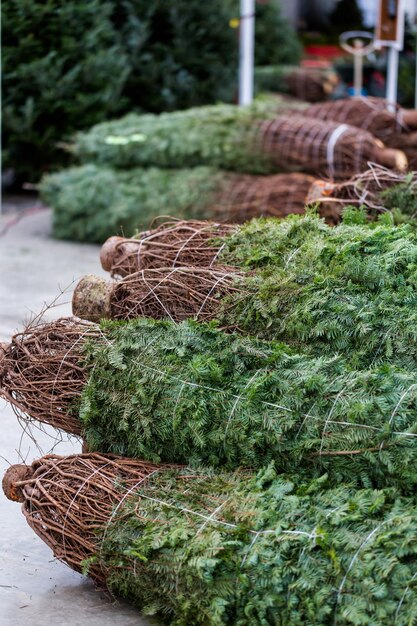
[0,203,148,625]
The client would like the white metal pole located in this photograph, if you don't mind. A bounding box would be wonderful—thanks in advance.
[239,0,255,106]
[415,7,417,109]
[353,39,363,96]
[386,45,399,106]
[415,33,417,109]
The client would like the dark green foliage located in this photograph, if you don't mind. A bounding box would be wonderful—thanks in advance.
[110,0,300,112]
[252,1,302,66]
[329,0,364,32]
[381,175,417,226]
[40,160,417,244]
[111,0,236,114]
[254,65,296,94]
[71,96,305,172]
[2,0,129,182]
[40,164,225,242]
[4,0,300,181]
[94,465,417,625]
[80,317,417,488]
[218,214,417,368]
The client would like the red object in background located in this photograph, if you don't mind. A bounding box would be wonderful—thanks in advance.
[305,44,347,60]
[373,71,385,87]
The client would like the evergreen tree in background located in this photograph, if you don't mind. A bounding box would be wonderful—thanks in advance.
[2,0,129,182]
[3,0,300,183]
[329,0,364,32]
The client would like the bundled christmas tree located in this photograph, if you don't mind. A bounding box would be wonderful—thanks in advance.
[255,65,339,102]
[65,214,417,370]
[40,164,320,243]
[303,98,417,167]
[70,100,405,177]
[40,161,416,243]
[2,314,417,488]
[4,454,417,625]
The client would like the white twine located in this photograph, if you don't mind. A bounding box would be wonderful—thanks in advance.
[394,570,417,622]
[334,519,391,623]
[50,325,98,420]
[326,124,349,180]
[122,357,417,441]
[195,271,235,318]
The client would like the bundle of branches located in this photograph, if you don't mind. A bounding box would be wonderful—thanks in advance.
[72,215,417,370]
[71,101,406,178]
[310,165,417,221]
[100,220,237,277]
[303,97,417,167]
[303,97,417,144]
[98,168,417,278]
[2,453,168,583]
[4,454,417,625]
[40,164,320,243]
[2,316,417,487]
[41,160,416,244]
[255,65,339,102]
[72,266,242,324]
[0,317,96,435]
[255,115,406,180]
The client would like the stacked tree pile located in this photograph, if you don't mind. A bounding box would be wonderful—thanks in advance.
[3,454,417,625]
[255,65,339,102]
[303,97,417,168]
[40,163,416,242]
[39,95,415,244]
[2,313,417,486]
[67,215,417,369]
[3,214,417,623]
[2,215,417,469]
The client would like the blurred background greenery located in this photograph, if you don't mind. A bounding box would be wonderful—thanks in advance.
[2,0,300,183]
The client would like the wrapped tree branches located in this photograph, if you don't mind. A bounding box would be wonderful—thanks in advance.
[99,220,237,277]
[255,65,339,102]
[72,266,243,324]
[2,453,169,583]
[71,102,406,178]
[2,316,417,487]
[303,97,417,168]
[0,318,97,435]
[4,454,417,625]
[40,164,323,243]
[303,97,417,145]
[71,215,417,371]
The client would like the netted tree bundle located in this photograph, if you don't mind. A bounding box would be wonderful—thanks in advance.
[40,164,324,243]
[100,220,237,277]
[99,167,417,278]
[303,97,417,145]
[72,266,243,324]
[309,164,417,219]
[71,97,306,174]
[388,132,417,170]
[73,215,417,371]
[2,316,417,487]
[71,100,406,179]
[2,453,169,584]
[4,454,417,625]
[211,172,322,222]
[0,318,98,435]
[256,114,407,180]
[255,65,339,102]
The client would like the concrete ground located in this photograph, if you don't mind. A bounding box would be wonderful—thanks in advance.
[0,199,148,625]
